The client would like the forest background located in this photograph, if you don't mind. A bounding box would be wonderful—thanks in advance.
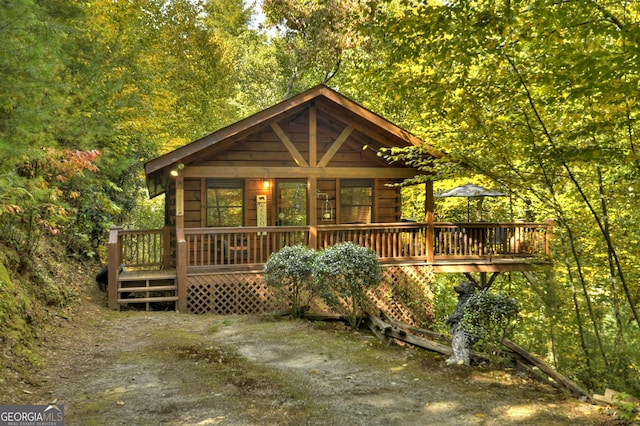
[1,0,639,398]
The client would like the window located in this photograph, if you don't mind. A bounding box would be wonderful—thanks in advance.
[340,179,373,224]
[206,180,243,227]
[277,181,307,226]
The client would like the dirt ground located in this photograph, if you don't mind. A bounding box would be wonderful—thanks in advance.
[17,286,620,426]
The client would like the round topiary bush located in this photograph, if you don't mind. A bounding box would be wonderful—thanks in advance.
[264,245,318,317]
[315,242,382,329]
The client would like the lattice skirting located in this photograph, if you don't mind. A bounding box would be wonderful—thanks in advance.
[186,272,283,315]
[186,265,436,326]
[369,265,436,327]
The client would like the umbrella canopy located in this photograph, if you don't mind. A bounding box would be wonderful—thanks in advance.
[435,183,505,199]
[435,183,506,221]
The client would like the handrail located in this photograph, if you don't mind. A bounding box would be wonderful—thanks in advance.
[317,222,429,260]
[183,226,310,267]
[109,221,552,272]
[118,228,165,268]
[433,222,552,257]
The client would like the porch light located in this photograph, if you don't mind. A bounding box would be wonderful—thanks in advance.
[262,179,270,189]
[170,163,185,177]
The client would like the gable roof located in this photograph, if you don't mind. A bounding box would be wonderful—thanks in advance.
[144,85,444,197]
[146,85,441,175]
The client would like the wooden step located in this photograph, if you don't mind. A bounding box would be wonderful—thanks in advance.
[118,285,177,293]
[118,296,179,304]
[118,269,177,281]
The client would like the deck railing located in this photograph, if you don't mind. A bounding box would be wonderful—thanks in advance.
[183,226,310,268]
[108,227,170,270]
[109,221,552,271]
[434,222,551,257]
[119,229,166,268]
[317,223,429,260]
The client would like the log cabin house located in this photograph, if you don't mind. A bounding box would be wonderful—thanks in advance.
[107,85,552,320]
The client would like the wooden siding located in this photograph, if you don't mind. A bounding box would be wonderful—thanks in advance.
[183,178,201,228]
[377,179,402,223]
[167,177,403,228]
[184,107,411,171]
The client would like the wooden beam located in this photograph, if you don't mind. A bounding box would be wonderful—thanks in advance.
[502,338,592,400]
[317,125,354,167]
[432,262,543,273]
[315,95,428,149]
[463,273,478,286]
[309,176,318,249]
[486,272,500,288]
[383,321,453,356]
[184,166,418,179]
[176,228,187,312]
[309,104,317,167]
[365,312,395,346]
[271,123,309,167]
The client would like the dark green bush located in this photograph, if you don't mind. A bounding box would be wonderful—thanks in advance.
[459,290,520,364]
[315,242,382,329]
[264,245,317,317]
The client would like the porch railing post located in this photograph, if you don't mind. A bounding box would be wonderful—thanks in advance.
[309,225,317,250]
[544,219,554,256]
[425,181,435,262]
[426,222,434,262]
[107,226,122,310]
[176,228,188,312]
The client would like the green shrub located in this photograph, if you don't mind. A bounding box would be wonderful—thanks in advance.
[264,245,318,317]
[315,242,382,329]
[459,290,520,365]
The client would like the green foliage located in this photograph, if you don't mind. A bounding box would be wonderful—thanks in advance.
[609,392,640,424]
[264,245,318,317]
[315,242,382,329]
[262,0,376,89]
[0,148,106,263]
[0,251,75,373]
[460,290,520,365]
[0,0,287,264]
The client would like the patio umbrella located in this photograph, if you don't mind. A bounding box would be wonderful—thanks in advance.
[435,183,506,221]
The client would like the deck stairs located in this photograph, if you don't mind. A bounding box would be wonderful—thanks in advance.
[117,268,178,311]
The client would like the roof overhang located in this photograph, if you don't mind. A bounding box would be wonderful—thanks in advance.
[145,84,444,198]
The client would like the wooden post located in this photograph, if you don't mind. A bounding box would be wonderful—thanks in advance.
[425,181,435,262]
[175,175,184,230]
[107,226,122,310]
[176,228,187,312]
[174,174,187,312]
[544,219,554,256]
[309,177,318,249]
[309,102,317,250]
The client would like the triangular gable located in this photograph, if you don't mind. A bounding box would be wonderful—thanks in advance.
[145,85,443,197]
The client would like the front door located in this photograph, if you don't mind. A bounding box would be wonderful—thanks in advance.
[276,180,307,226]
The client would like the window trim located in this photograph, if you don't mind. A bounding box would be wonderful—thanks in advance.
[205,179,244,227]
[340,179,374,224]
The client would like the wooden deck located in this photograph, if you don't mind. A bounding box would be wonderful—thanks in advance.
[107,222,552,311]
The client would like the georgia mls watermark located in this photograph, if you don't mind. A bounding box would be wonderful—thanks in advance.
[0,405,64,426]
